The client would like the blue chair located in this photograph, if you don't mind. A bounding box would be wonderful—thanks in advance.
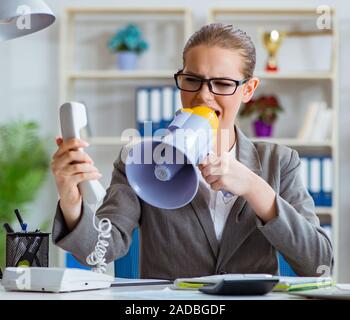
[277,252,297,277]
[114,228,140,278]
[65,228,140,278]
[66,252,91,270]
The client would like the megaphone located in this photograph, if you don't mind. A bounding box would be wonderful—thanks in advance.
[125,106,229,209]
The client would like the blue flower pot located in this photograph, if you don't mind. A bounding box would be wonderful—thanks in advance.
[116,51,138,70]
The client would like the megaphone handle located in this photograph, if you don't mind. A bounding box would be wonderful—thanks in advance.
[221,190,233,198]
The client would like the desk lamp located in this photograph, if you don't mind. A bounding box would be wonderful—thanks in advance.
[0,0,55,41]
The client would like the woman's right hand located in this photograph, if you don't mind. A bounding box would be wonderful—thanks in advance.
[51,137,102,229]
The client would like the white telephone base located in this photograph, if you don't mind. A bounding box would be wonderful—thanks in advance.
[2,267,114,293]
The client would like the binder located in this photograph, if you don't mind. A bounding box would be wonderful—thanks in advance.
[135,85,180,137]
[136,88,149,137]
[174,87,182,112]
[300,157,309,190]
[300,156,333,208]
[162,86,174,129]
[150,88,162,135]
[321,157,333,206]
[309,157,322,206]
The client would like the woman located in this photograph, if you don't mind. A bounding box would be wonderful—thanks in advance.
[51,24,333,279]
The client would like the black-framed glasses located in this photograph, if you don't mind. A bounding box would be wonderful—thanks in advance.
[174,71,249,96]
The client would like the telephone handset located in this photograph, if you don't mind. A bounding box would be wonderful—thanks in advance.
[2,103,115,293]
[60,102,106,204]
[59,102,111,273]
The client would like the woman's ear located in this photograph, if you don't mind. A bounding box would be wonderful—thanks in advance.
[242,77,259,103]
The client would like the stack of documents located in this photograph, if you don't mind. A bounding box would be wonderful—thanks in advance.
[173,274,334,292]
[273,276,334,292]
[174,274,277,290]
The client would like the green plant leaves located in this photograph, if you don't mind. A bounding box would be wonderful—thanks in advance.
[0,120,49,267]
[108,23,149,54]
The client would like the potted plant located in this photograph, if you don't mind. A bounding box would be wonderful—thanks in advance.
[0,120,49,268]
[239,95,284,137]
[107,24,149,70]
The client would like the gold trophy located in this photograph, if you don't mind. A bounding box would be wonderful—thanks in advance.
[262,29,332,72]
[263,30,285,72]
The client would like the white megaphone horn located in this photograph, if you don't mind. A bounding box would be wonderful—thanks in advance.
[125,106,231,209]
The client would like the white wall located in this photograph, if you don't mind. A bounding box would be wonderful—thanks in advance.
[1,0,349,280]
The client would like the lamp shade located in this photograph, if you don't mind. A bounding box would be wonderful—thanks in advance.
[0,0,55,41]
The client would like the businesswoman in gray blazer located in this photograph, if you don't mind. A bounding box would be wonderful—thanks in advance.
[51,23,333,279]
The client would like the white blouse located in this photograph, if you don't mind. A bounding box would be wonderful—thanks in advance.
[197,144,238,242]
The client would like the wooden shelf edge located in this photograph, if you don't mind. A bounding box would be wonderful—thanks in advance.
[255,72,334,80]
[65,7,192,15]
[68,70,175,80]
[67,70,335,81]
[87,136,333,148]
[316,207,333,215]
[250,138,332,148]
[87,136,138,145]
[209,8,335,16]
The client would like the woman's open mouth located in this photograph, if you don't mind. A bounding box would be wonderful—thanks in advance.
[214,110,222,120]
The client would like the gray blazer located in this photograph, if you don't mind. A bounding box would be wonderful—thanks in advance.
[52,127,333,280]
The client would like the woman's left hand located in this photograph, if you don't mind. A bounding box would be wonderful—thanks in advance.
[198,152,255,196]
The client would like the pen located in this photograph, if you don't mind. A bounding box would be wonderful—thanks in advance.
[3,223,14,233]
[16,235,43,267]
[14,209,27,232]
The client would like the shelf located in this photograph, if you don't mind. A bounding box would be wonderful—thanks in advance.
[209,8,336,16]
[66,7,192,15]
[86,136,139,145]
[316,207,333,215]
[250,138,332,148]
[68,70,176,80]
[316,207,333,226]
[255,71,335,80]
[67,70,334,81]
[86,136,333,148]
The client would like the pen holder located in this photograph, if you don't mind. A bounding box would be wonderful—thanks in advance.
[6,232,50,268]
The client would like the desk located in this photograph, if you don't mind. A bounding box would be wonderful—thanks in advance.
[0,284,304,300]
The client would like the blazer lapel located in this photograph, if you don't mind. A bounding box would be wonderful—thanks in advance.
[216,126,263,269]
[216,199,257,270]
[191,182,220,258]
